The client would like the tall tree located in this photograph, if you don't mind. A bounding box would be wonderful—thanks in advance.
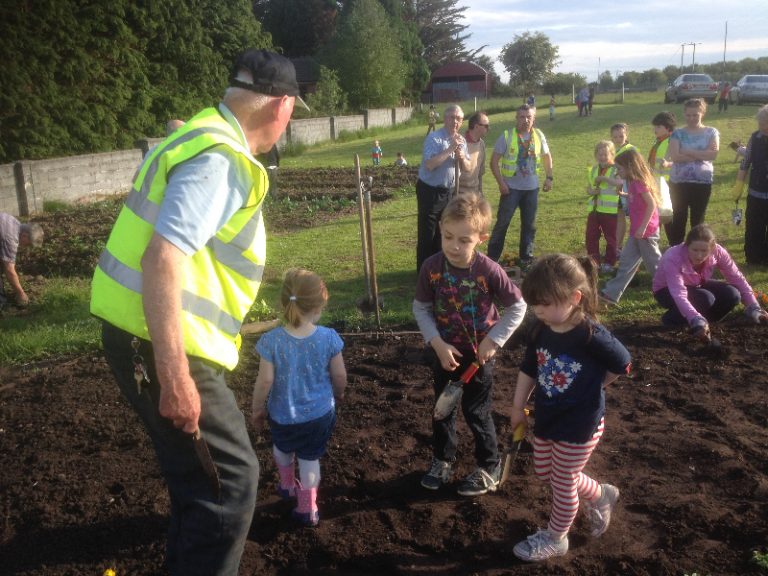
[252,0,338,57]
[413,0,479,71]
[499,31,560,94]
[324,0,405,108]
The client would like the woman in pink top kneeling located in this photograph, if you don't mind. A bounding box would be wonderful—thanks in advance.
[652,223,768,339]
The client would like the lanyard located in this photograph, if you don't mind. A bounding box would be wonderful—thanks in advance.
[443,257,479,355]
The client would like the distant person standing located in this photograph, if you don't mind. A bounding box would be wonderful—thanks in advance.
[588,85,595,115]
[549,95,556,121]
[717,82,731,113]
[458,111,490,195]
[577,86,590,117]
[487,104,553,268]
[416,104,470,271]
[426,105,439,136]
[0,213,43,309]
[395,151,408,167]
[371,140,383,166]
[666,98,720,246]
[526,93,536,108]
[611,123,637,254]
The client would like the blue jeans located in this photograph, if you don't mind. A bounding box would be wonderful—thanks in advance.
[487,187,539,262]
[102,323,259,576]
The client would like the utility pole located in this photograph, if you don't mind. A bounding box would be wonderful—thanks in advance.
[722,21,728,78]
[681,44,685,75]
[691,42,702,71]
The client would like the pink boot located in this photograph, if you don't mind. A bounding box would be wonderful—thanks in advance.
[276,463,300,500]
[292,487,319,527]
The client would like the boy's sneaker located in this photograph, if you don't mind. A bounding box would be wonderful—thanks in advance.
[513,529,569,562]
[457,462,501,496]
[584,483,619,537]
[420,458,453,490]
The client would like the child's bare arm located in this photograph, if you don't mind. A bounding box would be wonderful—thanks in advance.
[251,357,274,428]
[329,352,347,402]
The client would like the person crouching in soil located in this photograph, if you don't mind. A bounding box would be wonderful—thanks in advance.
[652,223,768,340]
[413,193,527,496]
[510,254,631,562]
[251,269,347,526]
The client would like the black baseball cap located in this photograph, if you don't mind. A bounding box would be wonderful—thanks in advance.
[230,49,309,110]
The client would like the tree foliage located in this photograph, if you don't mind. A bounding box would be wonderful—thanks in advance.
[413,0,479,71]
[323,0,405,109]
[306,66,347,115]
[252,0,338,57]
[0,0,270,163]
[499,31,560,94]
[541,72,587,97]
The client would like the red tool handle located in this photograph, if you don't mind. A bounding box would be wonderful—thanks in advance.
[459,362,480,384]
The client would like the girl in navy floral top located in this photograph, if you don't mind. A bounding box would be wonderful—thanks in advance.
[509,254,631,563]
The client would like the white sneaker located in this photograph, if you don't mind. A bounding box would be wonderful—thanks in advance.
[513,529,569,562]
[584,483,620,537]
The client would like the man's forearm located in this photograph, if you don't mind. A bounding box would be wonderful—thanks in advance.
[141,235,189,381]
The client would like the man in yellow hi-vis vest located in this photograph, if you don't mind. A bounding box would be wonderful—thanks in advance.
[91,49,307,576]
[487,104,553,267]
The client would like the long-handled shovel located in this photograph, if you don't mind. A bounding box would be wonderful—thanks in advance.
[192,429,221,500]
[499,410,529,486]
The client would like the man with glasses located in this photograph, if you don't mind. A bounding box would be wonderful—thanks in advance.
[487,104,554,268]
[458,111,490,196]
[416,104,470,271]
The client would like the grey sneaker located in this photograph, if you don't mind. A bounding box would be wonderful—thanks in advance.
[513,529,569,562]
[457,462,501,496]
[420,458,453,490]
[584,483,620,537]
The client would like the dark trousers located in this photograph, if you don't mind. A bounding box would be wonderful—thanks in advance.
[654,281,740,325]
[430,353,499,468]
[745,194,768,264]
[585,211,618,266]
[416,179,451,271]
[102,323,259,576]
[664,182,712,247]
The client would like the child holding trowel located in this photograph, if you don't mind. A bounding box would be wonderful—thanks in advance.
[251,268,347,527]
[509,253,631,562]
[412,192,527,496]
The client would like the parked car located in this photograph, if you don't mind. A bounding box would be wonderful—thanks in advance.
[730,75,768,105]
[664,74,719,104]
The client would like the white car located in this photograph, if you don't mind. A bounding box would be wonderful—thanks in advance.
[730,75,768,105]
[664,74,718,104]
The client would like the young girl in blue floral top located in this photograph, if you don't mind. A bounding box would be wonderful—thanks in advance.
[413,192,527,496]
[510,253,631,562]
[251,269,347,527]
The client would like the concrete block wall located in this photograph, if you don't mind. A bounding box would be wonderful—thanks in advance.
[0,107,413,214]
[288,117,332,147]
[365,109,392,129]
[332,115,365,138]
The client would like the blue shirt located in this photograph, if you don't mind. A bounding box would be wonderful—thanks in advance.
[521,321,631,443]
[417,127,469,188]
[155,103,257,255]
[255,325,344,425]
[669,126,719,185]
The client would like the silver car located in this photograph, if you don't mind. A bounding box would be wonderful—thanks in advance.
[730,75,768,105]
[664,73,718,104]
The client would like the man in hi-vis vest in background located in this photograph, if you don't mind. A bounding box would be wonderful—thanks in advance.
[91,49,307,576]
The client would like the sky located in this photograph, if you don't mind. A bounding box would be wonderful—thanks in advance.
[461,0,768,83]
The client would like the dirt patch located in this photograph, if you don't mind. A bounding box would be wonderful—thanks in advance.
[2,321,767,575]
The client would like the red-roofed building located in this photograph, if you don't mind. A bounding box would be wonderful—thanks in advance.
[425,61,491,103]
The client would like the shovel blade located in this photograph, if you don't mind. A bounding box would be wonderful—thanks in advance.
[433,381,463,420]
[499,417,528,486]
[192,429,221,500]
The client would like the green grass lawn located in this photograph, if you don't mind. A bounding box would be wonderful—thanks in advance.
[2,92,766,364]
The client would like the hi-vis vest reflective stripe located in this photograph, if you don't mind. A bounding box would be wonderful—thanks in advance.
[615,143,637,157]
[499,128,543,178]
[587,165,620,214]
[90,107,267,370]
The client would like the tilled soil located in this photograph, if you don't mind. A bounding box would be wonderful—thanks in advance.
[2,321,767,575]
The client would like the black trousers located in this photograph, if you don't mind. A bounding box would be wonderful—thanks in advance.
[416,179,451,271]
[745,194,768,264]
[664,182,712,247]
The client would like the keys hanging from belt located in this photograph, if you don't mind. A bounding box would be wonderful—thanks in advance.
[131,336,151,395]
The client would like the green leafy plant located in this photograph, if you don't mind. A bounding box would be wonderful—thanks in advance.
[753,549,768,569]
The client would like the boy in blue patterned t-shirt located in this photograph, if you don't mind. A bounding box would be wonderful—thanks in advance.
[413,193,527,496]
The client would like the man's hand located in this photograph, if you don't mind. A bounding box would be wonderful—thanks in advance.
[158,371,201,433]
[542,178,553,192]
[15,293,29,307]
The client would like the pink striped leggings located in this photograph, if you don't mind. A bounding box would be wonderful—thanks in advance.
[533,418,604,536]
